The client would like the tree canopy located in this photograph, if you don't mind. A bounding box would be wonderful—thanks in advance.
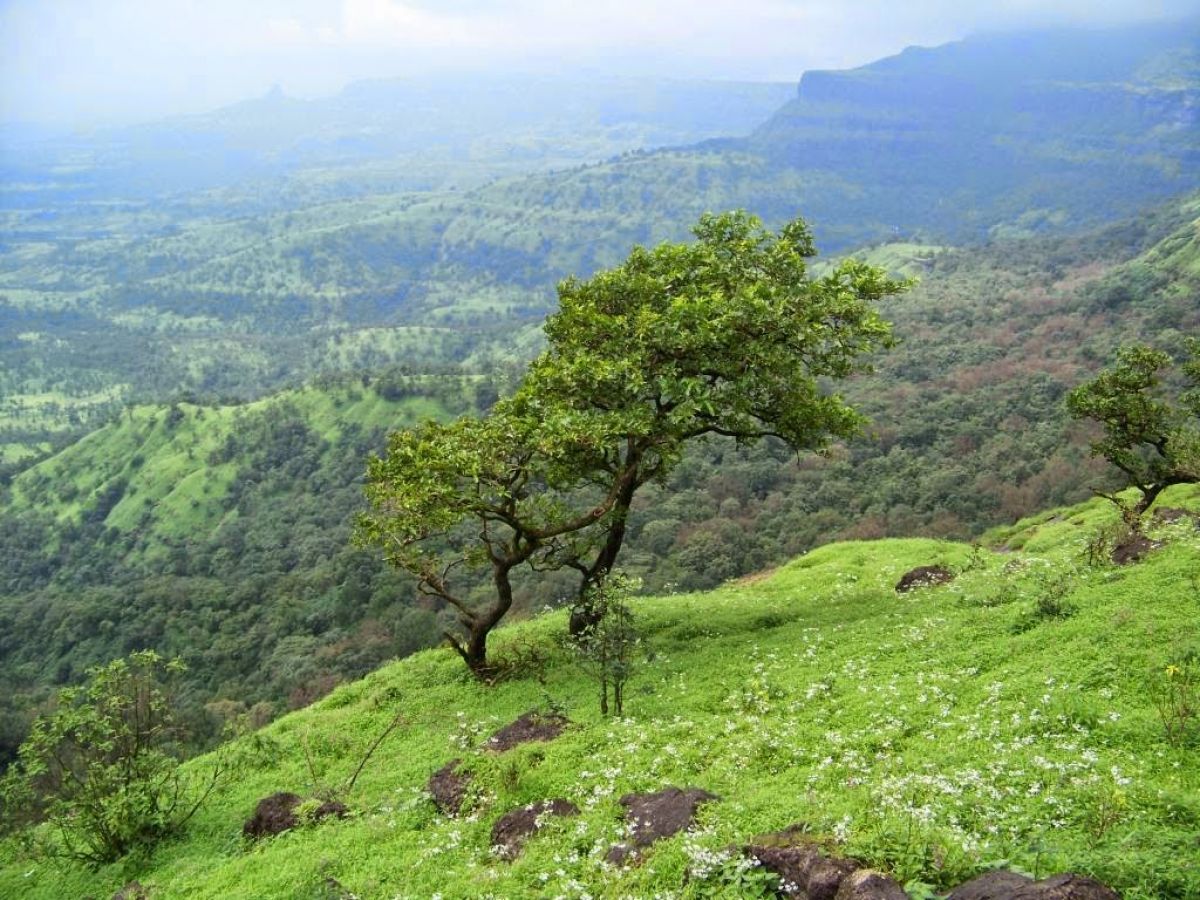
[358,211,907,674]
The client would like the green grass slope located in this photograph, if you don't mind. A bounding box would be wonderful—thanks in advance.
[6,489,1197,899]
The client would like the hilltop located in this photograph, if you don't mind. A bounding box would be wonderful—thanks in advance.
[2,488,1197,898]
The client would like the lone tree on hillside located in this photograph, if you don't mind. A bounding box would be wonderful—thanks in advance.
[1067,340,1200,525]
[358,212,907,676]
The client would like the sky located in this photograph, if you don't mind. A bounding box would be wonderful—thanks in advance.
[2,0,1195,127]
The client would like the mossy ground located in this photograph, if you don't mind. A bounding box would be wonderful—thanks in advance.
[3,489,1198,899]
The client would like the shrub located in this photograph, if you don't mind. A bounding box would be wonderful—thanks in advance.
[0,651,230,866]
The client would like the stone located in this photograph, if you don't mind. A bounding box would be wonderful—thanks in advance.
[895,565,955,593]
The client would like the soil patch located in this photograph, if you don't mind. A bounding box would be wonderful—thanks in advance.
[428,759,472,816]
[895,565,955,593]
[111,883,149,900]
[490,798,579,859]
[242,792,346,839]
[606,786,718,865]
[485,711,569,752]
[1111,532,1161,565]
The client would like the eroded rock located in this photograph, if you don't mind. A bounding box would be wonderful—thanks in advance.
[947,870,1036,899]
[606,786,718,865]
[833,869,909,900]
[241,792,346,839]
[895,565,955,593]
[485,711,568,752]
[428,759,472,816]
[1111,532,1160,565]
[744,825,858,900]
[490,798,579,859]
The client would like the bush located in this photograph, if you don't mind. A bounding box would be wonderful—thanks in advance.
[0,651,230,866]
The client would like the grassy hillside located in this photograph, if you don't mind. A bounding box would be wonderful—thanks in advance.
[3,488,1196,899]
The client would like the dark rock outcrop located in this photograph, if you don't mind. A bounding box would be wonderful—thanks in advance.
[949,870,1120,900]
[1111,532,1160,565]
[485,711,569,752]
[490,798,579,859]
[606,786,718,865]
[242,792,346,839]
[895,565,955,592]
[428,759,472,816]
[947,870,1036,899]
[833,869,909,899]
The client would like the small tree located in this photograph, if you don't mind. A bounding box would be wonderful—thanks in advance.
[568,573,643,717]
[1067,340,1200,526]
[0,651,228,866]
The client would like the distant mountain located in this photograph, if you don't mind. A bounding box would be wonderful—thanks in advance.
[0,75,795,205]
[741,21,1200,243]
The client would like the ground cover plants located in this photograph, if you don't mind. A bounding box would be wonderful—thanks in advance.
[2,487,1196,898]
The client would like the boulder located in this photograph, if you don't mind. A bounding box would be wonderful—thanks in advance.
[833,869,909,899]
[490,798,579,859]
[895,565,955,593]
[605,786,718,865]
[947,870,1036,899]
[428,759,472,816]
[485,711,569,752]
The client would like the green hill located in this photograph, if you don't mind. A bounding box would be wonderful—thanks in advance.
[0,373,486,764]
[3,488,1197,899]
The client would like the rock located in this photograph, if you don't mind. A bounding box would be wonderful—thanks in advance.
[485,711,569,752]
[428,759,472,816]
[946,871,1121,900]
[744,826,859,900]
[243,791,302,839]
[833,869,909,899]
[490,798,579,859]
[1111,532,1160,565]
[606,786,718,865]
[947,870,1036,899]
[895,565,955,593]
[111,883,149,900]
[241,791,346,839]
[1012,874,1121,900]
[1150,507,1194,526]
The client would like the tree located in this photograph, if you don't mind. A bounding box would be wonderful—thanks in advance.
[1066,340,1200,524]
[0,651,229,866]
[359,211,906,674]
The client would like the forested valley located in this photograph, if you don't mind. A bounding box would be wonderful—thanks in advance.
[1,10,1198,829]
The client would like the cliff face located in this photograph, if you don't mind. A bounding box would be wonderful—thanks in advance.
[738,22,1199,240]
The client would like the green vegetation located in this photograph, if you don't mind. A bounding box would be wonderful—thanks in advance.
[2,23,1194,455]
[2,488,1196,897]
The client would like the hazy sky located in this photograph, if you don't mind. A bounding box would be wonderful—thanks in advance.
[2,0,1194,126]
